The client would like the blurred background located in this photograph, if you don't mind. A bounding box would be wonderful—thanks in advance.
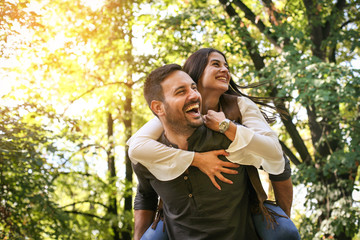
[1,0,359,239]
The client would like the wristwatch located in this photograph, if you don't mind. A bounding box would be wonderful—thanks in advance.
[219,119,230,133]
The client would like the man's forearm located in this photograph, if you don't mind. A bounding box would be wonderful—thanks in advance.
[272,178,293,217]
[134,209,156,240]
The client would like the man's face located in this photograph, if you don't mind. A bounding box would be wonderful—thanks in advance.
[160,70,203,133]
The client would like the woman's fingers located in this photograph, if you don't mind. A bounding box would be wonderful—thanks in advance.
[216,173,233,185]
[210,177,221,191]
[220,167,238,175]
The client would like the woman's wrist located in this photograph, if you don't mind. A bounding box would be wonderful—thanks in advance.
[223,121,236,141]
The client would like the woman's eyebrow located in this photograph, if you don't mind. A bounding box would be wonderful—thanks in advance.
[209,59,228,67]
[209,59,221,63]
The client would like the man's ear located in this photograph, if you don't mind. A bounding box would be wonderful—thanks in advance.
[150,100,165,116]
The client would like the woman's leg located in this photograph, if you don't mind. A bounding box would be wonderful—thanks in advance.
[140,219,169,240]
[252,203,301,240]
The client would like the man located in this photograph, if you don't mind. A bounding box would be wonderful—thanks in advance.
[133,64,260,239]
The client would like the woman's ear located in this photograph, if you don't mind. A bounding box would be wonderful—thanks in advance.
[150,100,164,116]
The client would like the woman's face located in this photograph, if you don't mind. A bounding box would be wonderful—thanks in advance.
[198,52,230,94]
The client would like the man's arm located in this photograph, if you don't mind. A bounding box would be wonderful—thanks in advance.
[272,179,293,217]
[134,209,156,240]
[269,155,293,217]
[132,162,159,239]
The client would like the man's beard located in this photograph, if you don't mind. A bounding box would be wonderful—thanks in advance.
[163,101,203,135]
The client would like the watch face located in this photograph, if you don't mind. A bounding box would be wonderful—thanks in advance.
[219,120,229,133]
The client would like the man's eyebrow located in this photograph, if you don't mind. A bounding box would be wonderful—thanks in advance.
[173,85,186,93]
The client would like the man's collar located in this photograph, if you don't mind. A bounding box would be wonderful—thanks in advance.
[158,125,207,150]
[158,133,179,149]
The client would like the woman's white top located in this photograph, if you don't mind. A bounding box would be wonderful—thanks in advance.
[127,97,285,181]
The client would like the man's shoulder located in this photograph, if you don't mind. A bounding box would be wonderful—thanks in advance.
[132,161,150,175]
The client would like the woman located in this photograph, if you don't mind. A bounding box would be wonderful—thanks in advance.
[129,48,299,240]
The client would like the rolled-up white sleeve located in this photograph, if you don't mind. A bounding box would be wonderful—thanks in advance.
[126,118,194,181]
[226,97,284,175]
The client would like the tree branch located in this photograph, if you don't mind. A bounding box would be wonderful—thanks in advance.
[279,140,302,165]
[302,0,326,60]
[60,200,109,210]
[218,0,265,70]
[232,0,282,52]
[323,0,346,39]
[55,171,107,186]
[271,89,313,164]
[64,210,106,220]
[340,17,360,29]
[61,80,132,116]
[219,0,312,164]
[261,0,281,26]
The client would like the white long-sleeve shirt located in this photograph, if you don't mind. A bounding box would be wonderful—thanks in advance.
[127,97,285,180]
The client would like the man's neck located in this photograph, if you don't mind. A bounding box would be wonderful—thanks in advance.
[163,127,194,150]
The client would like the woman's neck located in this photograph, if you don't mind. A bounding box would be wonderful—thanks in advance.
[200,91,221,114]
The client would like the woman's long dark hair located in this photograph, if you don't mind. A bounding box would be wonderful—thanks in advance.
[183,48,279,123]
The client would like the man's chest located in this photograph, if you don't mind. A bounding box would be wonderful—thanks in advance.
[150,165,249,216]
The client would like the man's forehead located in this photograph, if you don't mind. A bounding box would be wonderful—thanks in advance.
[162,71,195,90]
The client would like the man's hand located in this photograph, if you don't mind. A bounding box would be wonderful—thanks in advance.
[192,150,239,190]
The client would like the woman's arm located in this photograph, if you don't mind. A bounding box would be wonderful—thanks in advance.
[127,118,194,181]
[203,97,284,174]
[227,97,284,174]
[127,118,239,185]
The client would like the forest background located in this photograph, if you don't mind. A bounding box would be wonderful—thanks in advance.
[1,0,359,239]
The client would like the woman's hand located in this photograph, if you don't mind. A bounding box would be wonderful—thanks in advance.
[203,110,226,132]
[192,150,239,190]
[203,110,237,141]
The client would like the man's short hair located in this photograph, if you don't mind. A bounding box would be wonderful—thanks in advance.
[144,64,182,107]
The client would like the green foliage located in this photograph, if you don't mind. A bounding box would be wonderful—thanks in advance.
[2,0,360,239]
[0,104,76,239]
[262,50,360,238]
[142,0,360,238]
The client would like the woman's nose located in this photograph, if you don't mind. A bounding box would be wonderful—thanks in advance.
[220,65,229,72]
[220,65,229,73]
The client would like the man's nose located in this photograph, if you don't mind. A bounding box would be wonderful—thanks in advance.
[188,88,200,100]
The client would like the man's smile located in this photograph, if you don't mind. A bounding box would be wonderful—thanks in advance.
[184,102,201,118]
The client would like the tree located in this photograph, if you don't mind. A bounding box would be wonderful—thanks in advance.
[0,104,81,239]
[140,0,360,238]
[3,0,155,238]
[2,0,359,238]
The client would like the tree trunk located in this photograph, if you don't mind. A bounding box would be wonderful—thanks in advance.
[219,0,312,166]
[107,112,120,240]
[121,83,133,240]
[121,16,134,237]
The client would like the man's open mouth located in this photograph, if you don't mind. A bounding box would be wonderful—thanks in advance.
[184,103,200,116]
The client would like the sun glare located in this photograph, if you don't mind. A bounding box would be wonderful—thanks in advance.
[82,0,105,11]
